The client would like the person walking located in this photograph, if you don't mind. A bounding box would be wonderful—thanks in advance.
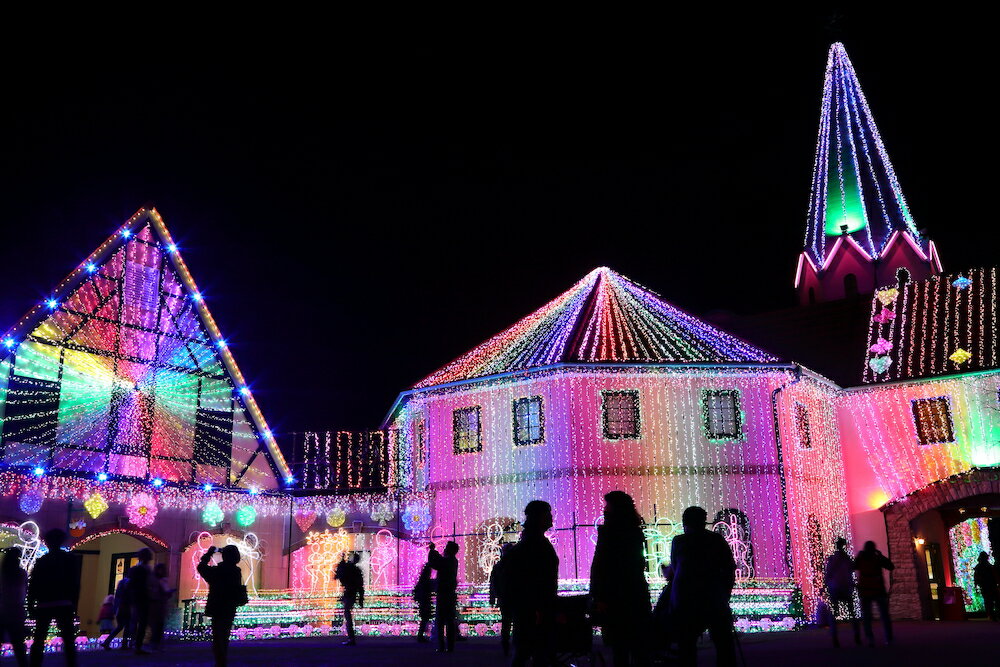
[428,541,460,653]
[590,491,651,667]
[973,552,999,621]
[0,549,29,667]
[126,547,155,655]
[197,545,247,667]
[824,537,860,646]
[148,563,175,651]
[413,562,435,643]
[334,553,365,646]
[669,506,737,667]
[101,575,133,650]
[488,543,514,656]
[26,528,81,667]
[504,500,559,667]
[853,540,895,646]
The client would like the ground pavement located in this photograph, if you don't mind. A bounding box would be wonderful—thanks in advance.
[19,621,998,666]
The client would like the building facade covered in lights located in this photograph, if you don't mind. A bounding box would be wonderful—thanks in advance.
[0,41,997,646]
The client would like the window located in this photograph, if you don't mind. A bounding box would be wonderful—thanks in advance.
[794,402,812,449]
[601,390,640,439]
[513,396,544,446]
[453,406,482,454]
[844,273,858,297]
[702,389,742,440]
[911,397,955,445]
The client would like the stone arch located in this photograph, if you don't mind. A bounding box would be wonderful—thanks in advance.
[881,469,1000,619]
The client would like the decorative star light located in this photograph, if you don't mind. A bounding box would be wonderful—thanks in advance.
[202,502,224,527]
[126,492,158,528]
[84,493,109,519]
[872,308,896,324]
[949,348,972,364]
[868,356,893,375]
[869,338,894,355]
[875,289,899,306]
[952,276,972,290]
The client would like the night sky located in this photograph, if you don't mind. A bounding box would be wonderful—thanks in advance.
[1,11,994,445]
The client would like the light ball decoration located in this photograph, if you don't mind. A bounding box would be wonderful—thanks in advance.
[202,502,224,527]
[126,492,158,528]
[19,491,43,515]
[235,505,257,528]
[402,502,432,535]
[326,508,346,528]
[84,493,109,519]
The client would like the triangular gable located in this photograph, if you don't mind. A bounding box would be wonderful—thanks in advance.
[414,267,776,388]
[0,207,290,489]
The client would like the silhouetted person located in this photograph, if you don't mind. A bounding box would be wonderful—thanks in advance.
[824,537,860,646]
[197,545,246,667]
[0,549,28,667]
[148,562,175,651]
[334,552,365,645]
[27,528,81,667]
[428,541,459,652]
[974,552,999,621]
[101,576,133,650]
[505,500,559,666]
[98,594,115,638]
[853,540,894,646]
[669,506,736,667]
[127,547,154,655]
[413,562,435,642]
[489,543,515,656]
[591,491,651,667]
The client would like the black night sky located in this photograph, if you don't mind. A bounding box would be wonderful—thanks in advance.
[1,10,994,447]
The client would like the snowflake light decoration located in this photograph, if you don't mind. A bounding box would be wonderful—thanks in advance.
[402,502,432,535]
[126,492,158,528]
[370,503,393,526]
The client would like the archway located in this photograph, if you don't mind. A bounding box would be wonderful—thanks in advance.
[881,469,1000,620]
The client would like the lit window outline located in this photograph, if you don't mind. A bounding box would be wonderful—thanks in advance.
[453,406,482,454]
[911,396,955,446]
[601,390,640,440]
[794,402,812,450]
[512,396,544,447]
[701,389,743,442]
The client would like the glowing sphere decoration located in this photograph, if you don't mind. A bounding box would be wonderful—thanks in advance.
[326,508,346,528]
[19,491,43,515]
[126,493,158,528]
[202,502,224,527]
[235,505,257,528]
[84,493,109,519]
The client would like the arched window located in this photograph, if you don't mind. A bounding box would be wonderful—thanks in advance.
[844,273,858,297]
[713,509,754,579]
[808,287,816,305]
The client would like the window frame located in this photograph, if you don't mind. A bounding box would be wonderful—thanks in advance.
[793,402,812,450]
[512,396,545,447]
[701,389,743,442]
[601,390,641,440]
[911,396,955,446]
[452,406,483,454]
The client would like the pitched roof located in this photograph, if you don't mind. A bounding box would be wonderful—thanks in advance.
[803,43,929,267]
[0,207,290,488]
[862,268,999,383]
[413,267,777,389]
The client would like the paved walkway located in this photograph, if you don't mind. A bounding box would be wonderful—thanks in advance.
[16,621,999,666]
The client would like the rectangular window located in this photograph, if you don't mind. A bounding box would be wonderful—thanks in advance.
[703,389,742,440]
[602,390,640,440]
[911,397,955,445]
[513,396,544,446]
[794,402,812,449]
[453,406,482,454]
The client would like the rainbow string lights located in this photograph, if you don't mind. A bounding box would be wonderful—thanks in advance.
[803,43,924,266]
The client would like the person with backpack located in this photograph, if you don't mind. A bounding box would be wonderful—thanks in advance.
[197,545,247,667]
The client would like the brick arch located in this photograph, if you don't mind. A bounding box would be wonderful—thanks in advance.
[881,469,1000,619]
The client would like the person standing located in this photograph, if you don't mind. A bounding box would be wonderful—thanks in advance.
[26,528,81,667]
[669,506,737,667]
[197,545,246,667]
[973,552,999,621]
[428,541,460,653]
[101,575,133,650]
[126,548,155,655]
[824,537,860,646]
[504,500,559,667]
[488,543,514,656]
[853,540,895,646]
[590,491,651,667]
[97,595,115,638]
[0,549,29,667]
[413,562,435,643]
[148,563,175,651]
[334,553,365,646]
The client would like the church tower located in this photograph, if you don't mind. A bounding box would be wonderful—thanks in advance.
[795,43,941,305]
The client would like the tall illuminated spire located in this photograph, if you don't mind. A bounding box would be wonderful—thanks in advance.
[805,43,921,264]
